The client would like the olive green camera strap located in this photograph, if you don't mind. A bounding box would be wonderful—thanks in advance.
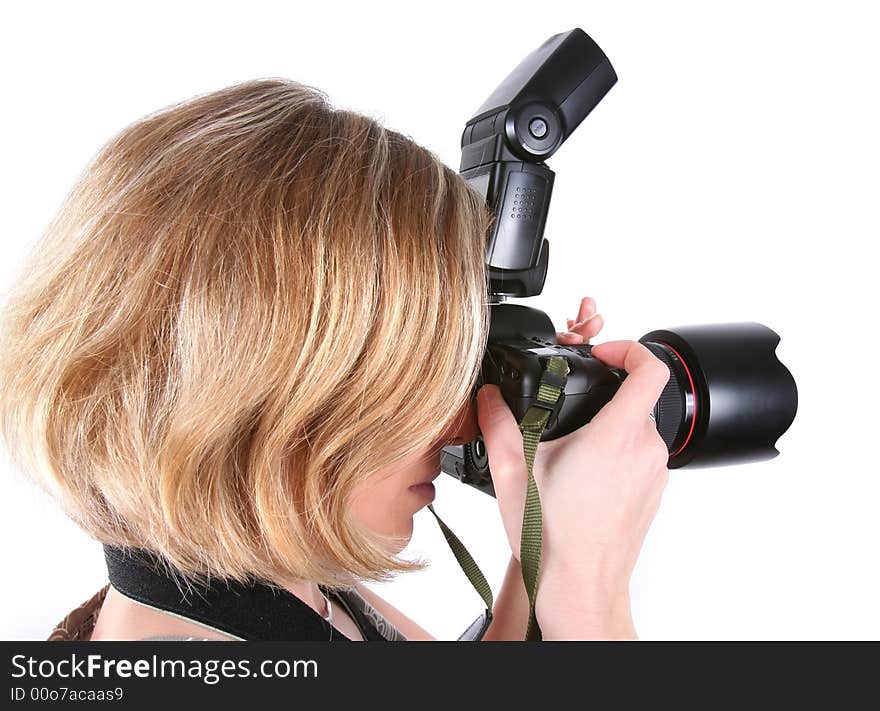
[515,355,570,640]
[429,355,570,642]
[427,504,494,612]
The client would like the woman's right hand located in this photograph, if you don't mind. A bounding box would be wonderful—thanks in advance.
[475,339,671,640]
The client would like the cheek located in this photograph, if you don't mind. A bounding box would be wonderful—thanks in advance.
[349,470,416,547]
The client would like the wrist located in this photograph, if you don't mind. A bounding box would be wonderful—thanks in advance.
[534,565,636,640]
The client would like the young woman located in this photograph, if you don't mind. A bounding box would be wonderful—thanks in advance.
[0,79,670,641]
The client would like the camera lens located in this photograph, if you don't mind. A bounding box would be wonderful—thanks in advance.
[640,323,798,469]
[640,341,696,457]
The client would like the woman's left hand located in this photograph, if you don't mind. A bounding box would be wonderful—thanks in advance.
[488,295,604,562]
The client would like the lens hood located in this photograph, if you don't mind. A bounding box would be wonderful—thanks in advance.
[640,323,798,468]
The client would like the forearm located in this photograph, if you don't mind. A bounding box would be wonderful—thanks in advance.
[481,556,529,641]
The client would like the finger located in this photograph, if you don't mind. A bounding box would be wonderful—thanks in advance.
[560,298,596,333]
[558,313,603,344]
[590,340,671,421]
[475,384,527,493]
[575,296,596,324]
[557,330,585,344]
[578,313,604,341]
[564,296,596,331]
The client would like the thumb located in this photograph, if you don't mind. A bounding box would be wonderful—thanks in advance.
[475,384,527,502]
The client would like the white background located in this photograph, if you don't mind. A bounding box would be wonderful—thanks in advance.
[1,1,878,640]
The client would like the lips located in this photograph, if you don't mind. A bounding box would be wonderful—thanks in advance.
[408,480,437,502]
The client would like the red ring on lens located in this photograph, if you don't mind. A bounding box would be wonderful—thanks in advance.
[658,341,698,458]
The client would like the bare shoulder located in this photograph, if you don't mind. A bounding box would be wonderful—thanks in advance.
[353,583,435,641]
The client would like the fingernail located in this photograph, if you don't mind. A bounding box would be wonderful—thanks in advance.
[562,331,584,342]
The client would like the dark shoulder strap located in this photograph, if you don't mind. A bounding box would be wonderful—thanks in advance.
[105,545,349,641]
[325,587,406,641]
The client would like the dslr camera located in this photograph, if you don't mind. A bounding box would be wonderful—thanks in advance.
[442,28,798,496]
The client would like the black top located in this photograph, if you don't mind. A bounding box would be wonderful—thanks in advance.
[103,545,404,641]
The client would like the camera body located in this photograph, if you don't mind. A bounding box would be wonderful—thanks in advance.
[442,304,799,496]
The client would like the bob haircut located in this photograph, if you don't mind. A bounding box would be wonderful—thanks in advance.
[0,78,493,588]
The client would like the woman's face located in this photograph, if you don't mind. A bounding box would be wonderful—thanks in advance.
[349,399,479,551]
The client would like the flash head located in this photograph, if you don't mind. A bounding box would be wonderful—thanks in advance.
[460,28,617,298]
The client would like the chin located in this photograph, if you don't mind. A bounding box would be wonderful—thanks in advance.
[385,517,414,554]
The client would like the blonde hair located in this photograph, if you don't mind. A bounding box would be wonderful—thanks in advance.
[0,79,493,588]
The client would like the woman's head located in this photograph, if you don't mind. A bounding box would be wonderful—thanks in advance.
[0,79,492,588]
